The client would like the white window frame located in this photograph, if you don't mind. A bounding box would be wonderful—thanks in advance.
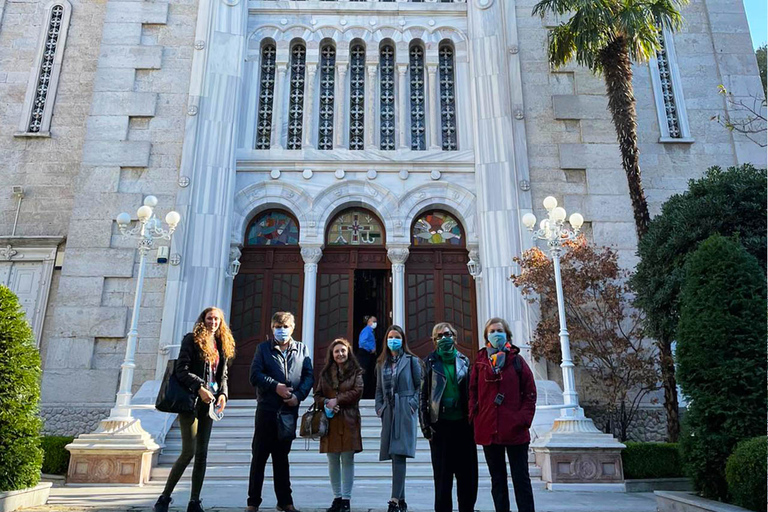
[16,0,73,138]
[649,25,693,143]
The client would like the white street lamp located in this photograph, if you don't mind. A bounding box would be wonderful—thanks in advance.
[107,199,180,423]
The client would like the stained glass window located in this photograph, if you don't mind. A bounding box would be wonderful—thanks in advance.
[412,211,463,246]
[318,44,335,150]
[439,43,457,151]
[409,45,426,150]
[349,44,366,150]
[380,44,396,150]
[255,44,276,150]
[287,42,306,150]
[247,211,299,246]
[327,209,384,245]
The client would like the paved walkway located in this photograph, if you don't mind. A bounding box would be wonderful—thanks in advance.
[33,481,658,512]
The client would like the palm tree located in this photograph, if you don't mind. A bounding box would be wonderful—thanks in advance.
[532,0,687,240]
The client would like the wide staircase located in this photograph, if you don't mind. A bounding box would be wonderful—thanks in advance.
[151,399,542,486]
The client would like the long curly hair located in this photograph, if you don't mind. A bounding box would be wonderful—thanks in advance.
[192,307,236,361]
[320,338,361,381]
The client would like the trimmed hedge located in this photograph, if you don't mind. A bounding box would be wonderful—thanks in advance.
[726,436,767,511]
[0,285,43,492]
[41,436,74,476]
[622,442,683,479]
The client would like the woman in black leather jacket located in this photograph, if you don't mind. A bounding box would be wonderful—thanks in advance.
[153,307,235,512]
[419,322,478,512]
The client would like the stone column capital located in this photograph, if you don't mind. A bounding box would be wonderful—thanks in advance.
[397,63,408,74]
[387,246,410,266]
[367,64,377,76]
[301,245,323,265]
[427,63,438,74]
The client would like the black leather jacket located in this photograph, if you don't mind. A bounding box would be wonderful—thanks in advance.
[175,332,230,399]
[419,350,471,437]
[250,338,314,414]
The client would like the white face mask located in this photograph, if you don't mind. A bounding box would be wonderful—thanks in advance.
[371,322,377,329]
[273,328,290,342]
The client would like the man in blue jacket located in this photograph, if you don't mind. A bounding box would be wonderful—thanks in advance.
[246,311,313,512]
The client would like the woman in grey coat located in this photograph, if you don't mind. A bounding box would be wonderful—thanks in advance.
[375,325,422,512]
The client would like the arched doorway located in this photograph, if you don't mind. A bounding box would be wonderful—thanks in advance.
[315,208,391,386]
[228,210,304,399]
[406,210,478,360]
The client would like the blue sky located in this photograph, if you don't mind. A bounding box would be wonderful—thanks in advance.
[744,0,766,49]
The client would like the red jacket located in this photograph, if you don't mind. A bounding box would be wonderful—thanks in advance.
[469,346,537,446]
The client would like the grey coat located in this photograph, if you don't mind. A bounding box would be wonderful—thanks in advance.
[375,354,423,460]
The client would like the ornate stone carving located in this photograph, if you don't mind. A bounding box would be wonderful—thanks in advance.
[475,0,494,9]
[1,244,19,260]
[301,246,323,265]
[387,247,410,265]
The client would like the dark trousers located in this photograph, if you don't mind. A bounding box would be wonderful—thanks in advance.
[429,419,478,512]
[163,401,213,500]
[483,443,535,512]
[357,350,376,399]
[247,408,294,508]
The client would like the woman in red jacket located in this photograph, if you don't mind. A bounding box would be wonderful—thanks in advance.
[469,317,537,512]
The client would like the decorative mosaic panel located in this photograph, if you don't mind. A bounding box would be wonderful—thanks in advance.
[412,211,463,246]
[247,211,299,245]
[327,209,384,245]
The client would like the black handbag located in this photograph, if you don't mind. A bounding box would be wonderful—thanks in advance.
[155,359,198,413]
[276,407,297,441]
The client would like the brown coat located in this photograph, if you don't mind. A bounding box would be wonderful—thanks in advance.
[314,365,364,454]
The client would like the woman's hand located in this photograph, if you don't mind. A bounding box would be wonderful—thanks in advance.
[216,394,227,413]
[198,387,215,404]
[327,398,338,410]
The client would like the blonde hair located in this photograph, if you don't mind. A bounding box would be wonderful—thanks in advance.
[431,322,457,346]
[271,311,295,328]
[193,307,236,361]
[483,317,513,345]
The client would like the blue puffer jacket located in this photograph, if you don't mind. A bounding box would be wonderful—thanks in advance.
[250,339,314,414]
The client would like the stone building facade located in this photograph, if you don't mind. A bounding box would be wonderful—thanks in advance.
[0,0,763,437]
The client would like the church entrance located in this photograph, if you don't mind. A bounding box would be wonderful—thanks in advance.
[228,210,303,399]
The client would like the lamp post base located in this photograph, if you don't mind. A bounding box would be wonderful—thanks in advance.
[532,409,626,490]
[65,417,159,485]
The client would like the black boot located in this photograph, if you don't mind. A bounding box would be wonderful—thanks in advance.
[398,500,408,512]
[326,498,342,512]
[338,499,350,512]
[153,495,172,512]
[187,499,205,512]
[387,500,399,512]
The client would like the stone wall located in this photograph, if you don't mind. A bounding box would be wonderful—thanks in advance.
[40,405,111,437]
[583,404,669,443]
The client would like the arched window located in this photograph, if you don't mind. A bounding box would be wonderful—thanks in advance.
[349,43,366,150]
[246,210,300,246]
[379,43,396,151]
[327,208,385,246]
[412,210,464,246]
[439,43,458,151]
[409,43,426,150]
[318,43,336,150]
[287,42,306,150]
[255,43,276,150]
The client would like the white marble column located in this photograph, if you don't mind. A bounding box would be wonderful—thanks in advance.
[303,63,317,148]
[387,247,409,328]
[427,63,439,150]
[271,62,288,149]
[300,245,323,359]
[366,64,377,148]
[335,62,347,148]
[397,63,408,149]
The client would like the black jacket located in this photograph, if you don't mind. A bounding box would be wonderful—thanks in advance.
[175,332,230,399]
[419,350,471,438]
[250,338,314,414]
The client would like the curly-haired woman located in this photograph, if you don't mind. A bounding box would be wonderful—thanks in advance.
[153,307,235,512]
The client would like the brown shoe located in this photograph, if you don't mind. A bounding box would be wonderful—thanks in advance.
[244,507,258,512]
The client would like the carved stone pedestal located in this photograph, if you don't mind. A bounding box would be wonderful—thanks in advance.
[532,410,626,491]
[66,417,159,485]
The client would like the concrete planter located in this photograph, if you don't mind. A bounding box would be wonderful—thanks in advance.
[655,491,753,512]
[626,477,692,493]
[0,482,52,512]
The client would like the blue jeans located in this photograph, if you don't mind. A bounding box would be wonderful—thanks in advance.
[327,451,355,499]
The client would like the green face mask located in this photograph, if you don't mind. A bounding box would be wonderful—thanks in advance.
[437,336,455,354]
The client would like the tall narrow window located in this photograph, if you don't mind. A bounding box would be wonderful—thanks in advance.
[287,43,306,150]
[256,44,276,150]
[380,44,396,150]
[349,44,366,150]
[318,44,336,150]
[17,0,72,136]
[649,22,691,141]
[409,45,426,150]
[439,44,458,151]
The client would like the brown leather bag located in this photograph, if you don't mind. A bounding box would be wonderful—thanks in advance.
[300,402,328,440]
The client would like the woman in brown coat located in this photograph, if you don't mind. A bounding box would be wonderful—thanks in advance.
[314,338,364,512]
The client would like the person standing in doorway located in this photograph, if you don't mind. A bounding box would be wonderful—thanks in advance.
[357,315,378,398]
[375,325,422,512]
[420,322,478,512]
[246,312,313,512]
[315,338,364,512]
[153,307,235,512]
[469,317,537,512]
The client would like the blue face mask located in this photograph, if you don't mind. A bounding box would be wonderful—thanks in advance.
[273,327,290,342]
[488,331,507,349]
[387,337,403,352]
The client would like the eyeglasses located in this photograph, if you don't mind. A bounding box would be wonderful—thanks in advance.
[438,331,454,337]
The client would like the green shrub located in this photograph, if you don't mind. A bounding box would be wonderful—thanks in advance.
[726,436,767,511]
[676,235,767,501]
[0,285,43,491]
[622,442,683,479]
[40,436,74,476]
